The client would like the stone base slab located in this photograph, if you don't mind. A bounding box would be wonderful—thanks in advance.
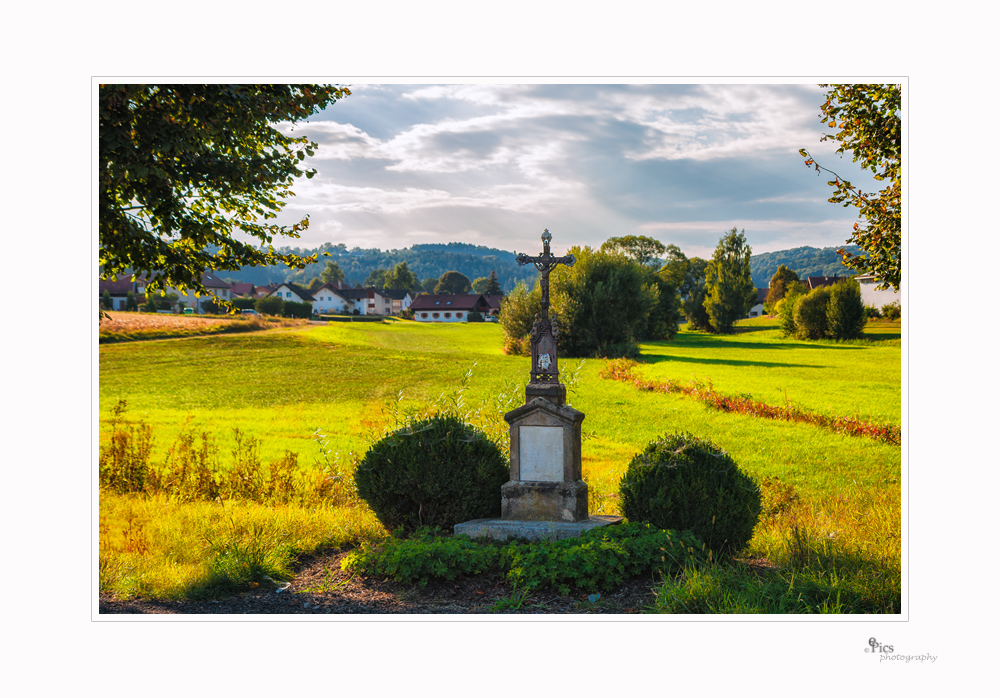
[501,480,589,522]
[454,515,622,542]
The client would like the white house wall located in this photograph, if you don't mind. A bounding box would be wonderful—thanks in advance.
[414,309,473,322]
[858,280,900,309]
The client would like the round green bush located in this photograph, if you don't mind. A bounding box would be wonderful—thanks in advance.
[619,432,762,557]
[355,414,510,534]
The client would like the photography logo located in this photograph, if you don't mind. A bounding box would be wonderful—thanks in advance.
[866,637,894,654]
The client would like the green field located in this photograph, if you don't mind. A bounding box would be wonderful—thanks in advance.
[99,317,902,611]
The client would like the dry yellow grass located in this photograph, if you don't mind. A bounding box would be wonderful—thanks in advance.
[101,311,236,333]
[99,311,308,342]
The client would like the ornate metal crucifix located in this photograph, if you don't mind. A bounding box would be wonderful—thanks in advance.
[515,229,576,398]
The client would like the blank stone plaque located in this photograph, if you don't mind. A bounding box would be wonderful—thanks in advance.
[518,426,563,482]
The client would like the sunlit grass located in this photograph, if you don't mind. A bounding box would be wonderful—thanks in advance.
[99,493,385,600]
[99,318,900,610]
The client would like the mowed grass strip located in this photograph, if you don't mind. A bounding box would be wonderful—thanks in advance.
[637,318,901,424]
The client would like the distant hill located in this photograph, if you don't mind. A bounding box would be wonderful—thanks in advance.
[221,242,538,292]
[749,245,863,288]
[218,240,863,293]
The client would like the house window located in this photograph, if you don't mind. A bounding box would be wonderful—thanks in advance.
[456,312,463,318]
[432,313,439,319]
[421,312,428,318]
[445,313,451,319]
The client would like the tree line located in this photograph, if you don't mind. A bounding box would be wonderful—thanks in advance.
[499,230,760,358]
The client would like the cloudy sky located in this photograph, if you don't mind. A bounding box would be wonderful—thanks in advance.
[271,81,881,259]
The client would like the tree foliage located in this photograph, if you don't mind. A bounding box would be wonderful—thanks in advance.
[319,260,345,285]
[800,84,901,290]
[383,261,419,292]
[601,235,667,267]
[793,287,832,340]
[364,268,388,289]
[548,246,658,358]
[826,280,867,340]
[764,264,802,314]
[434,271,473,295]
[703,228,756,333]
[99,84,350,309]
[497,282,540,355]
[485,270,503,296]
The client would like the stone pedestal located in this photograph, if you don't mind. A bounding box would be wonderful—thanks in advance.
[525,381,566,407]
[454,396,621,541]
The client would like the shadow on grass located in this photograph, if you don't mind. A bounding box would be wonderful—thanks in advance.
[638,353,818,369]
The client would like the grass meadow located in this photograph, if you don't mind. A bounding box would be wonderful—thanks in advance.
[98,314,902,612]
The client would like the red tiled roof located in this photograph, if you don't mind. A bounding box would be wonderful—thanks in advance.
[99,275,134,295]
[409,294,490,312]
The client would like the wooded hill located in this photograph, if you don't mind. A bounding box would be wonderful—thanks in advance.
[219,241,863,294]
[221,242,539,292]
[749,245,862,288]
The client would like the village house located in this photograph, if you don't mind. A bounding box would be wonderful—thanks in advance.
[855,273,901,309]
[337,287,393,316]
[382,289,415,315]
[98,275,137,310]
[311,283,355,314]
[266,283,315,305]
[410,294,493,322]
[747,288,769,317]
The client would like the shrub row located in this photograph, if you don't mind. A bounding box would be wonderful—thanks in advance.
[777,280,867,340]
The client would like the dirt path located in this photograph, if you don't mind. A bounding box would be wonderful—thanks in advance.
[98,548,662,615]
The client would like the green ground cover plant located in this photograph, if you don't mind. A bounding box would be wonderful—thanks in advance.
[100,318,900,611]
[341,523,706,595]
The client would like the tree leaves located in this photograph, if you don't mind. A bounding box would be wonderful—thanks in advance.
[801,84,901,291]
[99,84,350,311]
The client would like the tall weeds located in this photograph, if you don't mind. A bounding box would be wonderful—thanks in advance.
[99,400,359,508]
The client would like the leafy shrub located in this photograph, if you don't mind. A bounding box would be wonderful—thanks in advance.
[776,291,801,337]
[354,414,510,533]
[467,311,484,322]
[863,304,881,320]
[619,432,761,557]
[881,301,901,321]
[793,287,831,339]
[682,285,714,332]
[341,528,500,586]
[282,300,313,319]
[826,280,867,340]
[232,297,257,311]
[255,296,284,316]
[501,522,705,594]
[498,282,540,354]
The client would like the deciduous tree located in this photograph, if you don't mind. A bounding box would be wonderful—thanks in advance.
[601,235,667,267]
[703,228,756,334]
[800,83,901,290]
[764,264,802,314]
[383,261,419,292]
[100,84,350,310]
[320,260,346,285]
[434,271,472,295]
